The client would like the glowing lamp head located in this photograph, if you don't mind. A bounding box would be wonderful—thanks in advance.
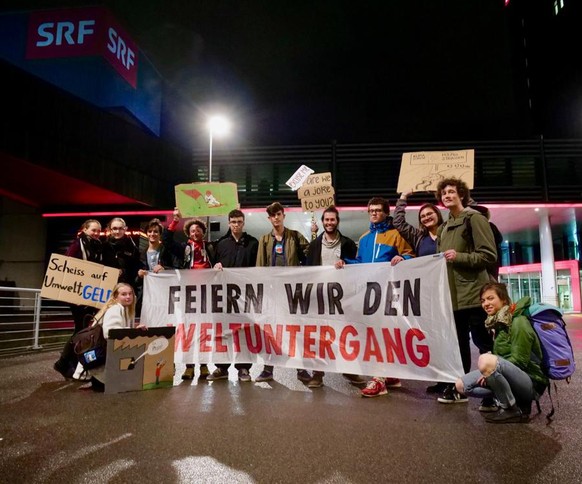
[207,116,231,137]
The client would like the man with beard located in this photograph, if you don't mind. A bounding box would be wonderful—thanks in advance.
[306,205,367,389]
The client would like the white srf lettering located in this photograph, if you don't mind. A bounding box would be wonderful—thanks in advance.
[77,20,95,44]
[35,19,96,47]
[107,27,135,70]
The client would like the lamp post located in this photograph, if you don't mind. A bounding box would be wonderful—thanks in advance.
[207,115,231,182]
[206,115,231,241]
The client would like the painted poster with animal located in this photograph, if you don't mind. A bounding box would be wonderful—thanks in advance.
[104,327,175,394]
[175,182,239,217]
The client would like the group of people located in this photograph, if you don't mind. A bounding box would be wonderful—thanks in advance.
[52,177,548,423]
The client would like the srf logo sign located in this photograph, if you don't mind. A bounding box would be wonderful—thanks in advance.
[26,6,138,88]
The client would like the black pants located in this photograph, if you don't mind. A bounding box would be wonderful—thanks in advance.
[454,307,493,374]
[216,363,252,371]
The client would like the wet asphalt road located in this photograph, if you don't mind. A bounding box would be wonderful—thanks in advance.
[1,314,581,483]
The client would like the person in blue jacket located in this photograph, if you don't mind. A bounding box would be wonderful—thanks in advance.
[336,196,414,397]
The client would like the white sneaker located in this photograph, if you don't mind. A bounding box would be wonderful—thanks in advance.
[72,363,90,381]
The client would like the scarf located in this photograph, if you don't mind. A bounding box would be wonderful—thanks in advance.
[484,304,513,331]
[79,233,102,262]
[322,234,341,249]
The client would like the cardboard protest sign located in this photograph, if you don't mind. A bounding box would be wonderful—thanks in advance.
[175,182,239,217]
[297,172,335,211]
[285,164,314,190]
[41,254,119,308]
[397,149,474,193]
[105,327,176,394]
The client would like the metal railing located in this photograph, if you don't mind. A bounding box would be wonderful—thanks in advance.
[0,286,72,356]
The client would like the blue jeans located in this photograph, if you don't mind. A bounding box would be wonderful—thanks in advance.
[460,356,535,408]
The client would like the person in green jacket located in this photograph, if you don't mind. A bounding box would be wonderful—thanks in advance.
[455,282,548,423]
[435,177,497,405]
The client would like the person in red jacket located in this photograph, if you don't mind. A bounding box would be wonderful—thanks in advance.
[163,208,215,380]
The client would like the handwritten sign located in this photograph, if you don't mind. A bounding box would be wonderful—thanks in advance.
[175,182,239,217]
[41,254,120,308]
[397,149,474,193]
[297,172,335,211]
[297,184,335,199]
[285,165,314,191]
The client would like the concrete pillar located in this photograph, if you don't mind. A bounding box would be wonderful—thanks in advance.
[538,209,558,306]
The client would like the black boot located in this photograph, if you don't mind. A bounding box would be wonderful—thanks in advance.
[518,399,532,416]
[485,405,525,424]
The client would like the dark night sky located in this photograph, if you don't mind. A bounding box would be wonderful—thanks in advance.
[3,0,523,146]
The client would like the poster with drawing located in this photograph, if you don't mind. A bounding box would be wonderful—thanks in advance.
[175,182,239,217]
[104,327,175,394]
[397,149,474,193]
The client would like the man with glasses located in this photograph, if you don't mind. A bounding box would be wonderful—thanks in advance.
[207,209,259,382]
[336,197,414,397]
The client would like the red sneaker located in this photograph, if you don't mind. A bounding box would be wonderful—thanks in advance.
[384,377,402,388]
[361,377,388,398]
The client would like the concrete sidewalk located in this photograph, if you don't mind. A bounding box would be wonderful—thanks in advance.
[0,315,581,483]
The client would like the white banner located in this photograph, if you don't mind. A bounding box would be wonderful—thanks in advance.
[142,255,463,382]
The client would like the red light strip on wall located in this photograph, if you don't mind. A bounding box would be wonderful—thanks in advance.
[42,202,582,218]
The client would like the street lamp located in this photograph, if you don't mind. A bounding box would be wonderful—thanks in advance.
[207,115,231,182]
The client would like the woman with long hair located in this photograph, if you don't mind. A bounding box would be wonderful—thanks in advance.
[54,219,104,380]
[83,282,141,392]
[393,190,444,257]
[65,219,103,333]
[454,282,548,423]
[394,190,446,394]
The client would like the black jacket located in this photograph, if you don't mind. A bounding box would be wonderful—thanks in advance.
[306,232,357,266]
[138,244,176,272]
[102,236,140,284]
[214,231,259,268]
